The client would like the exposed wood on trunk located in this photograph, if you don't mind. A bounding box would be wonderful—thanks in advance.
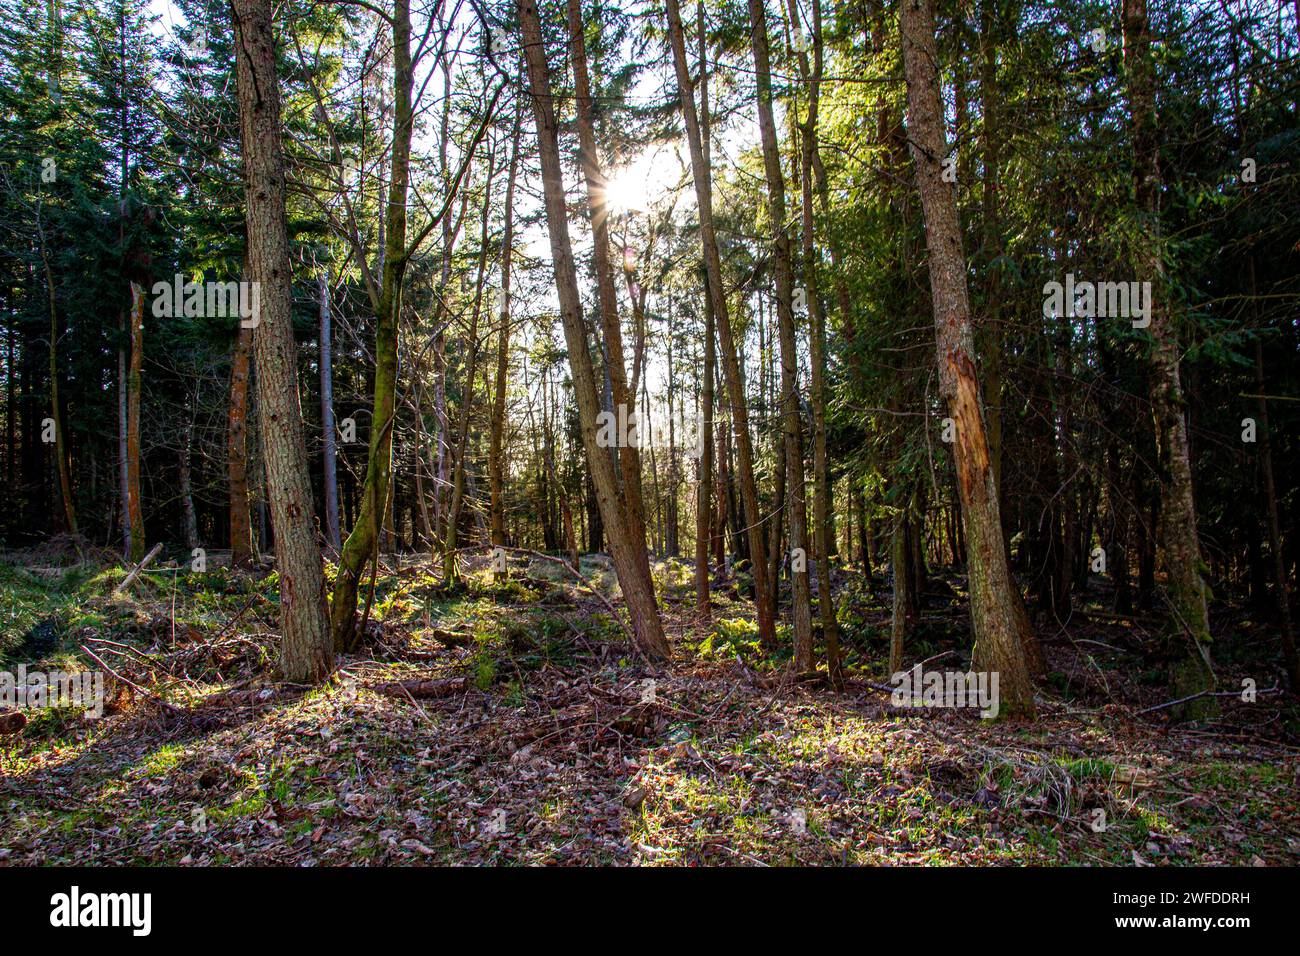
[114,541,162,594]
[901,0,1035,717]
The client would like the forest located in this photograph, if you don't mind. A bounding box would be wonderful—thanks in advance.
[0,0,1296,870]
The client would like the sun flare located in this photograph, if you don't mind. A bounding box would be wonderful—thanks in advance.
[602,145,684,215]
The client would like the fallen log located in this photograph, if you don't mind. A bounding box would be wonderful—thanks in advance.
[366,676,469,699]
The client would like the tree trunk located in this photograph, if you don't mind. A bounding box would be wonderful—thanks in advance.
[665,0,775,649]
[1123,0,1216,717]
[444,149,496,584]
[330,0,415,651]
[1253,329,1297,688]
[490,111,523,567]
[889,512,915,675]
[319,272,340,552]
[695,293,715,622]
[118,311,129,556]
[900,0,1035,717]
[786,0,841,686]
[125,281,145,562]
[228,322,255,568]
[565,0,653,582]
[179,415,200,550]
[232,0,333,682]
[517,0,668,659]
[691,0,714,624]
[37,229,76,536]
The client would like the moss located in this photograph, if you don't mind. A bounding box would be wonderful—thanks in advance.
[1170,653,1219,721]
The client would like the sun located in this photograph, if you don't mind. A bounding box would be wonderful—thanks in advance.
[602,145,684,215]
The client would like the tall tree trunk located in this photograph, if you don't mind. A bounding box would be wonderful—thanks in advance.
[692,0,715,624]
[889,511,915,675]
[490,111,523,568]
[444,150,497,584]
[695,295,715,621]
[114,310,129,554]
[752,8,817,667]
[331,0,415,651]
[228,322,255,568]
[232,0,333,682]
[901,0,1035,717]
[565,0,653,581]
[1253,329,1297,688]
[518,0,668,659]
[787,0,841,686]
[125,281,145,562]
[37,226,76,536]
[179,416,200,551]
[319,272,340,552]
[665,0,775,648]
[1123,0,1216,717]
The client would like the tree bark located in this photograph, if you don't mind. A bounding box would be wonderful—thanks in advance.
[1253,325,1297,688]
[319,271,340,552]
[900,0,1035,717]
[692,0,715,623]
[179,414,199,550]
[517,0,668,659]
[786,0,842,686]
[444,149,496,584]
[228,322,255,568]
[232,0,333,682]
[490,111,523,566]
[118,311,129,556]
[36,225,76,536]
[1123,0,1216,717]
[665,0,775,648]
[125,281,145,562]
[565,0,653,582]
[330,0,415,651]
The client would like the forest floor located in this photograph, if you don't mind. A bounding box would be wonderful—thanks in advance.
[1,539,1297,866]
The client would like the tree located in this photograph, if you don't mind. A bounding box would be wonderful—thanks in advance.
[232,0,333,682]
[785,0,842,686]
[489,109,523,567]
[745,0,815,672]
[665,0,775,649]
[1122,0,1216,717]
[516,0,669,659]
[900,0,1035,718]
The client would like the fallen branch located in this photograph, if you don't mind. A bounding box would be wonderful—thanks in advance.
[113,542,164,595]
[79,643,185,717]
[1136,683,1282,716]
